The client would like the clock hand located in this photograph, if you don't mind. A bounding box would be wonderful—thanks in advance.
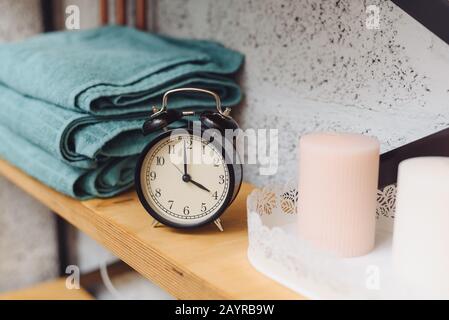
[183,139,188,176]
[171,163,184,176]
[171,159,196,187]
[171,162,207,191]
[189,179,211,193]
[174,146,209,192]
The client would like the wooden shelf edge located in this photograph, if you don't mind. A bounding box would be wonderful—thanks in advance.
[0,278,94,300]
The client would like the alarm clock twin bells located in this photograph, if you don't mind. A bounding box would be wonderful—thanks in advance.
[135,88,243,230]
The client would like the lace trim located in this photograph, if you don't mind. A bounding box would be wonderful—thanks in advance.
[376,184,396,219]
[250,182,396,219]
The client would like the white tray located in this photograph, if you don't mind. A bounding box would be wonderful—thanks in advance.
[246,183,447,299]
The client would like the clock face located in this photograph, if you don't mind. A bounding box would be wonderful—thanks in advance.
[138,131,232,227]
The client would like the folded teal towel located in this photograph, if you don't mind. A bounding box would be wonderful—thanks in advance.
[0,80,217,169]
[0,26,244,198]
[0,26,243,115]
[0,125,137,199]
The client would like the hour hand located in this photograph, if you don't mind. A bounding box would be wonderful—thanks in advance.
[189,179,210,193]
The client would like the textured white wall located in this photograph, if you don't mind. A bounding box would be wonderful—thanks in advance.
[0,0,59,293]
[156,0,449,186]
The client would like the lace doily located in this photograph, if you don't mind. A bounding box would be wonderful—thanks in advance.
[246,182,435,299]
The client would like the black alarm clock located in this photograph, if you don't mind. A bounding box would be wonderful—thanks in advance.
[135,88,243,229]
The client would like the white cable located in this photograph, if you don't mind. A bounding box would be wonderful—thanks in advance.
[99,261,123,299]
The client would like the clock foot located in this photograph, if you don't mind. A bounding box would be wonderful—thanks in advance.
[214,218,224,232]
[151,219,162,228]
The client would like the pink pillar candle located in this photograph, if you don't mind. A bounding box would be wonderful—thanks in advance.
[298,132,380,257]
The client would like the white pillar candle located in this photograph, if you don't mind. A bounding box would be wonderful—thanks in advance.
[393,157,449,293]
[298,132,380,257]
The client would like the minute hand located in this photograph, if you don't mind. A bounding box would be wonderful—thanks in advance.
[189,179,210,193]
[183,140,188,175]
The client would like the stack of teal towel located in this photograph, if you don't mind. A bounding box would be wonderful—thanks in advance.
[0,26,243,199]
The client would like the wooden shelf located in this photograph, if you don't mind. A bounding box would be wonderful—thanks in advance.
[0,159,302,300]
[0,278,94,300]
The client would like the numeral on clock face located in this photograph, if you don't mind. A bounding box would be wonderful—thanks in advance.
[156,156,165,166]
[140,133,231,226]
